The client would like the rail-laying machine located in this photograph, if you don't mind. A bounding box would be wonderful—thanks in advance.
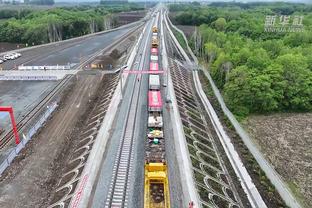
[144,25,170,208]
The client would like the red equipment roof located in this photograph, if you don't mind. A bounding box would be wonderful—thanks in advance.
[151,48,158,54]
[148,91,162,109]
[150,62,159,71]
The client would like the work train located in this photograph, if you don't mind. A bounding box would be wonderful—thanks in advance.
[144,25,170,208]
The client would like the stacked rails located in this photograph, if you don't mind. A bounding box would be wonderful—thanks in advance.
[144,26,170,208]
[152,26,158,33]
[151,38,159,50]
[151,26,159,48]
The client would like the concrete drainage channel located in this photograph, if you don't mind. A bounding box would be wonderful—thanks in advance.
[169,58,242,208]
[48,74,119,208]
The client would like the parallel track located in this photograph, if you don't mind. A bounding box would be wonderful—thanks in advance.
[3,23,143,71]
[0,24,143,149]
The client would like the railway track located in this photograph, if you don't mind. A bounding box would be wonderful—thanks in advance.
[2,23,143,71]
[48,74,120,208]
[104,16,155,208]
[163,10,268,207]
[104,72,141,208]
[162,14,246,207]
[0,75,72,149]
[0,23,144,150]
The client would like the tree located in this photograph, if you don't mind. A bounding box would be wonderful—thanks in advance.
[211,51,232,89]
[170,2,312,117]
[246,48,271,70]
[263,64,286,108]
[214,17,226,31]
[204,42,219,63]
[276,54,312,110]
[284,31,312,47]
[261,40,284,58]
[231,47,250,66]
[30,0,54,5]
[248,74,278,112]
[224,66,255,117]
[191,1,200,6]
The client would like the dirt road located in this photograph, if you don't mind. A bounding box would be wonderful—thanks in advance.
[0,72,103,208]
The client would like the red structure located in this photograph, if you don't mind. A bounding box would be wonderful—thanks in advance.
[151,48,158,55]
[0,106,20,144]
[150,62,159,73]
[148,91,162,112]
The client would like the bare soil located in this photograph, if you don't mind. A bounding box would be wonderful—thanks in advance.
[91,33,138,70]
[0,42,25,53]
[0,28,139,207]
[115,11,146,26]
[176,25,195,39]
[244,113,312,208]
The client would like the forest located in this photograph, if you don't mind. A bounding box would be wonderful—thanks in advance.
[0,4,144,45]
[170,2,312,118]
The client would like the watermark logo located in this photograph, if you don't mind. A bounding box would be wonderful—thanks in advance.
[264,15,304,33]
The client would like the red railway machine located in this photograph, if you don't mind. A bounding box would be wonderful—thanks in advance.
[148,91,162,112]
[0,106,20,144]
[151,48,158,56]
[149,62,159,74]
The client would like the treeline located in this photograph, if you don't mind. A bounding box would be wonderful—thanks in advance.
[170,3,312,118]
[0,4,144,45]
[27,0,55,5]
[0,8,32,19]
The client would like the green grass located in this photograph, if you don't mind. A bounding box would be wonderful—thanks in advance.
[287,181,307,208]
[171,27,187,50]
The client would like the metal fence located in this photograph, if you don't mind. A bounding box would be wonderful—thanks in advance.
[0,76,58,81]
[18,65,71,70]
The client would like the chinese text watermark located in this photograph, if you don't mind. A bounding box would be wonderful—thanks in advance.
[264,15,304,33]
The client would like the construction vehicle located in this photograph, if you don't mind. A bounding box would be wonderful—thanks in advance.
[147,129,163,139]
[152,26,158,33]
[144,28,170,208]
[152,37,159,48]
[144,163,170,208]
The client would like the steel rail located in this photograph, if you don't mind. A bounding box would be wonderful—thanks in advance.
[104,17,156,208]
[0,75,71,149]
[0,24,144,149]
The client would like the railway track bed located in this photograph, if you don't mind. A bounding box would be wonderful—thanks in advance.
[49,73,119,208]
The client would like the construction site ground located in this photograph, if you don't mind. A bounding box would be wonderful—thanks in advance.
[0,72,103,208]
[0,80,57,129]
[0,28,139,207]
[243,113,312,208]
